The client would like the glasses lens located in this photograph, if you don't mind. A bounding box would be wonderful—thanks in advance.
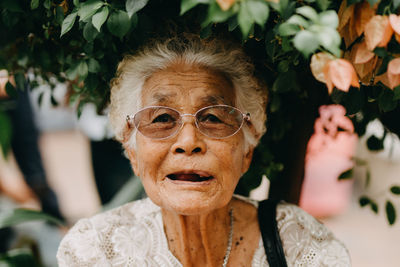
[134,107,181,139]
[196,106,243,138]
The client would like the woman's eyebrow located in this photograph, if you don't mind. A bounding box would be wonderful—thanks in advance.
[200,95,226,105]
[149,92,177,105]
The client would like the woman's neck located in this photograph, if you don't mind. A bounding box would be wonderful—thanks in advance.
[162,203,232,267]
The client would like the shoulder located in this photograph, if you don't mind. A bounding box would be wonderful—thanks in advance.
[57,198,163,266]
[276,203,351,267]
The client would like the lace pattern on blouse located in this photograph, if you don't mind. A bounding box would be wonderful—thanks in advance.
[57,197,351,267]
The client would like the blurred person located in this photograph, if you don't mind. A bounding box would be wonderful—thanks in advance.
[0,70,64,221]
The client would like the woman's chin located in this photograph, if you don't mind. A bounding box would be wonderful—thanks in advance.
[155,190,231,216]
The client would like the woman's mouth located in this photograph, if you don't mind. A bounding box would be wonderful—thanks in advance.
[166,171,214,182]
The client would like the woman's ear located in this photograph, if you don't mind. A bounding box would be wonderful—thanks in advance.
[126,148,140,176]
[241,146,254,174]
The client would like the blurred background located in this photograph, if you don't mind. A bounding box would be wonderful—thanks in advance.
[0,79,399,267]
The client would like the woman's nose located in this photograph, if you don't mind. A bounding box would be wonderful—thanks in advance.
[171,122,206,155]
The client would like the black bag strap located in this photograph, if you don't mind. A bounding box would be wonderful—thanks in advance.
[257,199,288,267]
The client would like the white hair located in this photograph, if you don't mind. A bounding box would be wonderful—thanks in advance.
[109,34,267,151]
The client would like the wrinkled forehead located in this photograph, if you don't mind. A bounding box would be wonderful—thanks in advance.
[141,64,235,109]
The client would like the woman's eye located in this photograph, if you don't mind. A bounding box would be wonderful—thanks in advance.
[152,113,174,123]
[201,114,223,123]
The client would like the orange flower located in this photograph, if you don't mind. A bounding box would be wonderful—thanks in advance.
[352,41,375,64]
[387,58,400,89]
[374,58,400,89]
[349,41,379,84]
[338,0,376,47]
[216,0,235,11]
[323,59,360,94]
[389,14,400,43]
[310,52,335,83]
[364,15,393,50]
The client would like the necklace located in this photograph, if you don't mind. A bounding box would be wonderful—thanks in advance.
[222,208,234,267]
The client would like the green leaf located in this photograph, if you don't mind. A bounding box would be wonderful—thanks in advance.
[238,2,254,38]
[318,10,338,28]
[31,0,39,10]
[66,62,80,80]
[342,87,364,115]
[373,47,387,58]
[83,22,99,42]
[88,58,100,73]
[376,56,391,75]
[78,0,104,22]
[181,0,209,15]
[367,0,379,5]
[385,201,396,225]
[246,0,269,26]
[287,14,310,27]
[269,95,281,112]
[390,186,400,195]
[43,0,51,9]
[338,168,353,180]
[61,11,78,37]
[293,30,319,57]
[85,74,99,91]
[0,111,12,157]
[55,6,65,24]
[107,10,131,38]
[316,0,331,11]
[92,6,109,32]
[393,86,400,100]
[378,88,397,112]
[393,0,400,9]
[228,16,239,31]
[272,70,299,92]
[317,27,341,56]
[126,0,148,18]
[269,0,295,19]
[296,6,318,22]
[278,22,300,36]
[366,135,384,151]
[277,60,289,73]
[0,209,64,228]
[200,23,213,38]
[0,248,39,266]
[77,61,88,78]
[203,2,234,27]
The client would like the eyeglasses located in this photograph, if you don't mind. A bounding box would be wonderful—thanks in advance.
[126,105,250,140]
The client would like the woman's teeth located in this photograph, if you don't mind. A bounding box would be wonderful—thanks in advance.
[167,173,213,182]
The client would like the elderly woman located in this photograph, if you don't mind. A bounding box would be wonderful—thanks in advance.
[57,34,350,266]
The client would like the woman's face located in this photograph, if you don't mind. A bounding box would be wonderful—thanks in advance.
[127,63,254,215]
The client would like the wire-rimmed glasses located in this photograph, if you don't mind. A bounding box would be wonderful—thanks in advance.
[126,105,250,140]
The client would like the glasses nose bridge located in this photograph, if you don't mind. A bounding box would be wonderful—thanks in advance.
[180,113,197,124]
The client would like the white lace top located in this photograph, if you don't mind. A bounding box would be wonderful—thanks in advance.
[57,197,351,266]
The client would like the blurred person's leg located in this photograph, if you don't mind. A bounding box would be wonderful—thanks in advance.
[8,88,64,221]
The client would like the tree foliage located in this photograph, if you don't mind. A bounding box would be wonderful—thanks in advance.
[1,0,400,224]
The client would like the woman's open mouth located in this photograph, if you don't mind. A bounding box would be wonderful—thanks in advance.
[166,171,214,182]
